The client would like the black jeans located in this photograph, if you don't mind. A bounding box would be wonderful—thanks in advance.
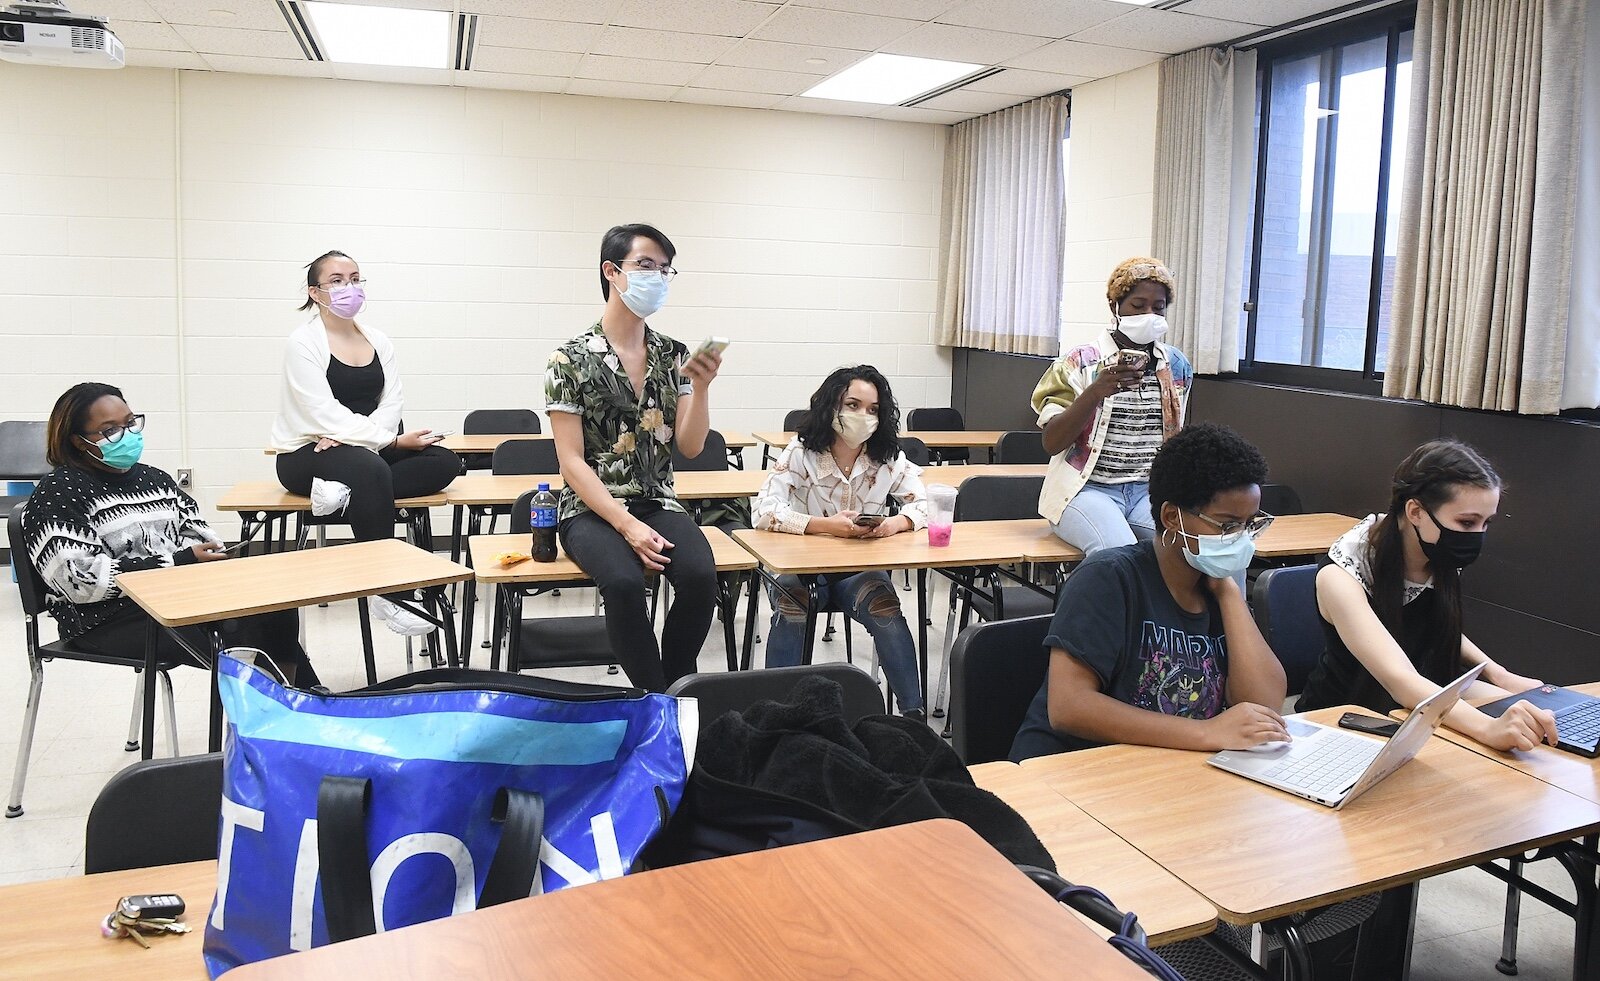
[559,504,717,692]
[70,605,320,688]
[276,442,461,542]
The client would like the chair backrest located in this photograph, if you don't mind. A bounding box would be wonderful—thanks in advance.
[949,615,1053,764]
[1260,483,1304,516]
[1251,564,1322,695]
[0,421,49,480]
[907,407,965,432]
[6,507,49,618]
[666,664,885,730]
[84,752,224,873]
[464,409,541,435]
[898,436,930,467]
[954,475,1045,522]
[995,430,1049,464]
[782,409,809,431]
[671,430,729,472]
[492,438,560,476]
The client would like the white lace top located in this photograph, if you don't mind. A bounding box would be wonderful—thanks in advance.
[1327,514,1432,605]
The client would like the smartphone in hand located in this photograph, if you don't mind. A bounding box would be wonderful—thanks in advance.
[695,336,731,359]
[1114,349,1150,371]
[853,513,885,528]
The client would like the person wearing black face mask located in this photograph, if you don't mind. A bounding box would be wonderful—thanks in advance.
[1297,439,1558,753]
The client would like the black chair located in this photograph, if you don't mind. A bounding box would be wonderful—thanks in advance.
[0,420,48,524]
[898,436,930,467]
[1251,564,1322,697]
[667,663,885,731]
[995,430,1049,465]
[84,753,223,873]
[1260,483,1304,516]
[491,438,559,477]
[782,409,808,431]
[463,409,541,471]
[947,615,1052,764]
[907,407,968,464]
[6,508,181,818]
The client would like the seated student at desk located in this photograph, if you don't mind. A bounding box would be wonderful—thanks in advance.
[22,383,319,685]
[1011,423,1286,761]
[270,249,461,636]
[545,223,722,692]
[1296,440,1558,751]
[751,365,927,720]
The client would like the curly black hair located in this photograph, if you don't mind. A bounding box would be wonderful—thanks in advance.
[794,365,902,465]
[1147,422,1269,528]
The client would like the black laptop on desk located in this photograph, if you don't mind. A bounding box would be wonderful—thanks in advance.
[1479,686,1600,757]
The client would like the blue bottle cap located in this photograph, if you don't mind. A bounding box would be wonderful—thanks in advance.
[537,482,550,490]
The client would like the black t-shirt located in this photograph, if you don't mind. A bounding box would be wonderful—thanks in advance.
[1010,541,1228,761]
[326,354,384,417]
[1295,556,1443,715]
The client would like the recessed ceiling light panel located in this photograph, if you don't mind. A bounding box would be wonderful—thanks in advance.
[801,53,983,105]
[302,1,449,69]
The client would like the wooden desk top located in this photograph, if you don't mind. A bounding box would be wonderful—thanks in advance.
[1252,513,1360,559]
[117,539,472,627]
[443,470,767,506]
[1023,706,1600,923]
[216,481,447,514]
[0,859,215,980]
[439,432,756,455]
[969,762,1217,945]
[734,519,1083,575]
[919,463,1047,484]
[224,820,1146,980]
[471,527,757,584]
[753,430,1008,449]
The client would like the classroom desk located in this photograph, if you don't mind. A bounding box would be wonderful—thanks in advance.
[753,430,1009,465]
[468,528,760,673]
[215,482,447,554]
[969,761,1217,946]
[1023,706,1600,976]
[116,539,473,755]
[1252,512,1360,560]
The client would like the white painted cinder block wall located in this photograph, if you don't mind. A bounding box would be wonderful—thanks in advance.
[1059,63,1159,348]
[0,64,950,531]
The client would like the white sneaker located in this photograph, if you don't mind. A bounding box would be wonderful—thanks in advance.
[370,596,433,637]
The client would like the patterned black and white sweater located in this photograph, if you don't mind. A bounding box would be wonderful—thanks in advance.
[20,463,220,640]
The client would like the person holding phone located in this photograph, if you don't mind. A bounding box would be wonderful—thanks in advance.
[1032,257,1194,556]
[751,365,928,719]
[544,224,721,692]
[270,250,461,636]
[1297,440,1558,752]
[23,383,319,685]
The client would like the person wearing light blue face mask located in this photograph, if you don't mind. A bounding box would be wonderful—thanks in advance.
[1011,423,1288,761]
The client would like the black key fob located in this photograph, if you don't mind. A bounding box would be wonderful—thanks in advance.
[119,894,185,920]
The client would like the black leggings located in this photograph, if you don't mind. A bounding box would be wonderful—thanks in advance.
[559,504,717,692]
[70,606,320,688]
[276,442,461,541]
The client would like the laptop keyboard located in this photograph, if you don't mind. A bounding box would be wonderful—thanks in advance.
[1260,731,1380,795]
[1558,701,1600,748]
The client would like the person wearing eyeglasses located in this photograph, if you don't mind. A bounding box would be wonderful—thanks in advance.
[21,383,320,686]
[1010,423,1287,761]
[1032,257,1193,556]
[543,224,722,692]
[270,249,461,636]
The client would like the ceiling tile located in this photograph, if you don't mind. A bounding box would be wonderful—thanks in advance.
[915,87,1027,114]
[202,54,334,77]
[881,23,1051,64]
[937,0,1128,40]
[89,0,163,21]
[576,54,703,87]
[464,0,625,20]
[964,67,1090,96]
[715,39,863,73]
[111,19,190,52]
[691,64,822,96]
[611,0,781,38]
[591,26,740,65]
[471,47,585,77]
[147,0,286,32]
[1004,38,1164,77]
[1170,0,1367,29]
[566,78,684,101]
[125,49,210,69]
[875,105,974,124]
[673,88,786,109]
[474,16,603,53]
[454,70,568,92]
[169,24,303,59]
[1067,8,1259,54]
[791,0,963,19]
[750,6,920,49]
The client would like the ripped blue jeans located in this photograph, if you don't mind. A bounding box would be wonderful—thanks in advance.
[764,570,923,712]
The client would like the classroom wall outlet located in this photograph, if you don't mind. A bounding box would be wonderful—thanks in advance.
[176,469,193,489]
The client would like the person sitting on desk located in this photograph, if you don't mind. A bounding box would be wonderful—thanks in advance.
[1296,439,1558,752]
[1010,423,1286,761]
[22,383,319,686]
[751,365,928,720]
[545,223,721,693]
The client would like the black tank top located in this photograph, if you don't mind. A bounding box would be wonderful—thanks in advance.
[326,355,384,417]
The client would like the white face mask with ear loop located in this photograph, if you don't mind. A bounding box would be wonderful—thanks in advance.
[1114,312,1169,346]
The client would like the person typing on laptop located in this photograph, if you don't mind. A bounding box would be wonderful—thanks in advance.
[1010,424,1288,761]
[1296,440,1558,753]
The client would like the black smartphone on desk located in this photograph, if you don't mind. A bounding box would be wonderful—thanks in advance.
[1338,712,1400,738]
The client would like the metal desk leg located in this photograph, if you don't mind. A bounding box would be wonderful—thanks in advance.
[800,575,820,665]
[490,585,506,671]
[206,627,223,753]
[461,569,477,656]
[357,597,376,684]
[1352,884,1418,981]
[430,586,461,669]
[917,568,929,710]
[719,576,738,673]
[741,570,760,670]
[1569,836,1600,981]
[141,618,159,761]
[505,588,524,672]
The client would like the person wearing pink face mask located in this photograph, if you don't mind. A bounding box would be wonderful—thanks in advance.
[270,250,461,635]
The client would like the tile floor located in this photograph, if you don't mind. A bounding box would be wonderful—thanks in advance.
[0,568,1581,979]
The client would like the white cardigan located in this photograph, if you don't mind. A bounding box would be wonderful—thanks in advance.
[269,316,405,453]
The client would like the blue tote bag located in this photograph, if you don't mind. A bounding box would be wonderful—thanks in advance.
[203,651,696,978]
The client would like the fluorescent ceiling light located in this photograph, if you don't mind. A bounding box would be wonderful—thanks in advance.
[802,53,982,105]
[303,2,450,69]
[1107,0,1161,5]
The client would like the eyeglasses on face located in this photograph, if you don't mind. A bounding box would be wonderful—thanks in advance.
[1190,509,1275,543]
[616,258,677,280]
[82,414,145,444]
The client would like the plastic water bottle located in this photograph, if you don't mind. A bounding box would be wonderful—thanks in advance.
[530,483,558,562]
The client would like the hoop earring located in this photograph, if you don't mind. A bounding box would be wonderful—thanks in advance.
[1160,527,1178,548]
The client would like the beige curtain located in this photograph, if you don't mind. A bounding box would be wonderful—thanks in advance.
[1385,0,1587,413]
[1152,47,1248,374]
[936,94,1070,356]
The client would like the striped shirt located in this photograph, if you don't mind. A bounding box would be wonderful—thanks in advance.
[1091,370,1164,484]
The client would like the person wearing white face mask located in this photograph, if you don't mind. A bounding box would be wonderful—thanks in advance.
[751,366,929,719]
[1032,257,1195,557]
[544,224,722,692]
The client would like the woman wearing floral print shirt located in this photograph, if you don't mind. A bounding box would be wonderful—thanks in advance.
[544,224,722,691]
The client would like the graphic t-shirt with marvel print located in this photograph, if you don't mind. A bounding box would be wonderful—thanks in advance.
[1010,541,1228,760]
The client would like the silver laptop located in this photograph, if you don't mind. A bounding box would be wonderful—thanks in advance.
[1207,663,1484,809]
